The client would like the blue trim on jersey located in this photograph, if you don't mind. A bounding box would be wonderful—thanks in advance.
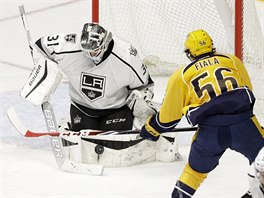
[213,54,230,59]
[183,60,198,74]
[148,113,180,133]
[186,87,255,126]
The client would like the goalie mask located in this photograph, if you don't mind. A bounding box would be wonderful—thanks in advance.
[80,23,112,64]
[184,29,215,61]
[255,148,264,187]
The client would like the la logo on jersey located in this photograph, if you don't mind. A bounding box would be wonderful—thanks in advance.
[81,73,106,101]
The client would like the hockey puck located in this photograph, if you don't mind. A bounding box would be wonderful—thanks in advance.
[95,145,104,154]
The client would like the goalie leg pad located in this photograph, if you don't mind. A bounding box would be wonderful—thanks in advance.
[156,132,182,162]
[81,134,156,167]
[61,159,104,176]
[62,137,82,163]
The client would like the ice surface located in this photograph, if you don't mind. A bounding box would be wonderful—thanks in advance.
[1,1,263,197]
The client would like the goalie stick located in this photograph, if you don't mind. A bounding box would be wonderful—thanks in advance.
[18,5,34,59]
[7,104,103,175]
[18,5,103,175]
[7,107,198,138]
[41,102,103,175]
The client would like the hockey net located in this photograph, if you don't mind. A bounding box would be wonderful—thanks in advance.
[94,0,264,122]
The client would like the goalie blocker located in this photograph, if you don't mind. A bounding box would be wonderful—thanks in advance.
[20,57,62,105]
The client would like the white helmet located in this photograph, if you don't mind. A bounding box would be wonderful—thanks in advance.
[255,148,264,172]
[80,23,112,63]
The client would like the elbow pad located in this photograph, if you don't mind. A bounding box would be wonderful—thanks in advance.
[20,57,62,105]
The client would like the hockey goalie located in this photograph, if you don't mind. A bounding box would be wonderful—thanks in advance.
[20,22,181,168]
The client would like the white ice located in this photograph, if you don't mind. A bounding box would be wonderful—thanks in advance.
[1,1,263,198]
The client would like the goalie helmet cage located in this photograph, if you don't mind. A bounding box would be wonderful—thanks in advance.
[92,0,264,122]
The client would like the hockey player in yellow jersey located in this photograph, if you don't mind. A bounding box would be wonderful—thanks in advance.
[140,29,264,197]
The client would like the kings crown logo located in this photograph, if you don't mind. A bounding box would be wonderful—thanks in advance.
[80,73,106,102]
[87,91,96,98]
[73,115,81,124]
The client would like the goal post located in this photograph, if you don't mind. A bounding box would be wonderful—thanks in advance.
[235,0,243,61]
[92,0,99,23]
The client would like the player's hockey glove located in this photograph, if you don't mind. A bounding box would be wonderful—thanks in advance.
[140,116,160,141]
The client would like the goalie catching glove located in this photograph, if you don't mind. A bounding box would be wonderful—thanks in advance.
[126,89,157,128]
[20,57,62,105]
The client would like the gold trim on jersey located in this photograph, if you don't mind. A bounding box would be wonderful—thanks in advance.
[251,115,264,138]
[191,128,199,142]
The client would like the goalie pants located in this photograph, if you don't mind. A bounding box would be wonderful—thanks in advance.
[70,102,134,131]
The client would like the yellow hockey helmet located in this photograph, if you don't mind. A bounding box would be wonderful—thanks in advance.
[184,29,215,60]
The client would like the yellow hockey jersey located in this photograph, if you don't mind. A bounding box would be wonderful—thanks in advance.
[159,53,255,126]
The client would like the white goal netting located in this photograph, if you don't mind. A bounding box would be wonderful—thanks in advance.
[98,0,264,122]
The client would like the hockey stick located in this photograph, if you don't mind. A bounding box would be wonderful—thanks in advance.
[41,102,103,175]
[7,107,198,138]
[8,105,103,175]
[18,5,103,175]
[19,5,35,60]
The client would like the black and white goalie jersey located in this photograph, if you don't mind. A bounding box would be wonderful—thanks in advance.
[33,33,152,110]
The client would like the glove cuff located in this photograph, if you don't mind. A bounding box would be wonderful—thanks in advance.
[145,116,160,137]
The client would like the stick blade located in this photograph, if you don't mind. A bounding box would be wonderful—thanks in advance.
[7,107,28,136]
